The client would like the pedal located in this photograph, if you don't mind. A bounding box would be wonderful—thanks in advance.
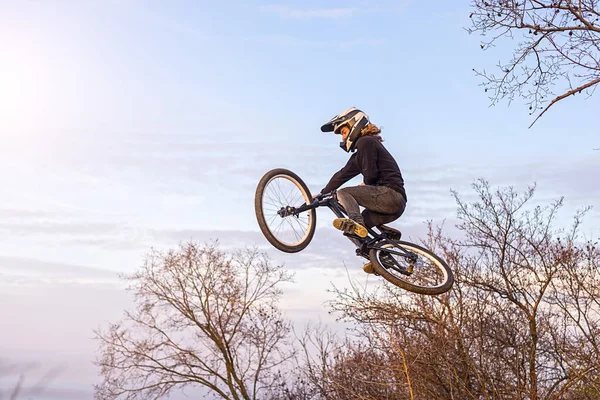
[378,225,402,241]
[343,232,362,240]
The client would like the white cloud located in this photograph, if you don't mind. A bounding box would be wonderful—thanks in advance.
[0,256,123,289]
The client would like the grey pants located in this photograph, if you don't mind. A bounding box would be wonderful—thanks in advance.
[336,185,406,228]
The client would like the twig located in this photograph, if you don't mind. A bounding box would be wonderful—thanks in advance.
[529,76,600,128]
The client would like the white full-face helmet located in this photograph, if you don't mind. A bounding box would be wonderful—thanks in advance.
[320,107,370,152]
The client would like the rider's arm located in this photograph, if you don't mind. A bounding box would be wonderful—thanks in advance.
[320,154,360,194]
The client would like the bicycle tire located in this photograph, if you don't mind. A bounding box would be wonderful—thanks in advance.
[255,168,317,253]
[369,241,454,295]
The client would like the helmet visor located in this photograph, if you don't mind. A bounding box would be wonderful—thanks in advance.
[320,108,360,133]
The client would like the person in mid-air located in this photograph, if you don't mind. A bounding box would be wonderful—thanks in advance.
[317,107,407,273]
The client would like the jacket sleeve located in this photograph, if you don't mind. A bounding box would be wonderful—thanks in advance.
[320,154,360,194]
[358,138,379,185]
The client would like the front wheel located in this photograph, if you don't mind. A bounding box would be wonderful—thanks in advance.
[255,168,316,253]
[369,241,454,295]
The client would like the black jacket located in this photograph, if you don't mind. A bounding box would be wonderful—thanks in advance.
[320,136,407,200]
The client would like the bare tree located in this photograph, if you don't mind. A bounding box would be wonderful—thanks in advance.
[467,0,600,126]
[544,237,600,399]
[326,227,483,400]
[323,180,600,399]
[451,180,600,399]
[95,242,295,400]
[283,321,414,400]
[264,322,343,400]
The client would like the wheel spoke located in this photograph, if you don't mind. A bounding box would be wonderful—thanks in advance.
[260,174,314,248]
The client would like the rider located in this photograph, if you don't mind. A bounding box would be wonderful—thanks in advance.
[317,107,407,273]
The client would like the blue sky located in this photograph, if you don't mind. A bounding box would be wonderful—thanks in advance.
[0,1,598,398]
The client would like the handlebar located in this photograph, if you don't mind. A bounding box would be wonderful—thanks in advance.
[313,191,335,203]
[276,191,337,218]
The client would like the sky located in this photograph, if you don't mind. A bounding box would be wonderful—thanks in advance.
[0,0,598,398]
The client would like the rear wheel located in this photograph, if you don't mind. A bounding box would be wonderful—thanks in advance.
[255,168,316,253]
[369,241,453,295]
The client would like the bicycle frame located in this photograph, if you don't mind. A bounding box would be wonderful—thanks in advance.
[286,193,418,264]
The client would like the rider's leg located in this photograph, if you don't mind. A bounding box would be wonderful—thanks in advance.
[362,208,405,228]
[362,189,406,240]
[336,187,367,225]
[362,210,404,241]
[337,185,405,227]
[336,186,406,273]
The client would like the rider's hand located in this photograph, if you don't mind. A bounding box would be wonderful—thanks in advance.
[360,182,366,186]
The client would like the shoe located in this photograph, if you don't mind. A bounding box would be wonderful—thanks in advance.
[333,218,368,238]
[378,224,402,241]
[363,262,375,274]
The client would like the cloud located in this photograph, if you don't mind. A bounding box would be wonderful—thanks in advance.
[22,131,328,195]
[148,228,269,249]
[0,221,120,236]
[3,138,595,268]
[137,221,441,275]
[0,209,59,218]
[0,255,122,290]
[0,213,151,251]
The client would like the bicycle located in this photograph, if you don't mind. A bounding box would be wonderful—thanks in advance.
[254,168,454,295]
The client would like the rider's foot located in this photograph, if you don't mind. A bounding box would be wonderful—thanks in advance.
[378,224,402,241]
[333,218,368,238]
[363,262,375,274]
